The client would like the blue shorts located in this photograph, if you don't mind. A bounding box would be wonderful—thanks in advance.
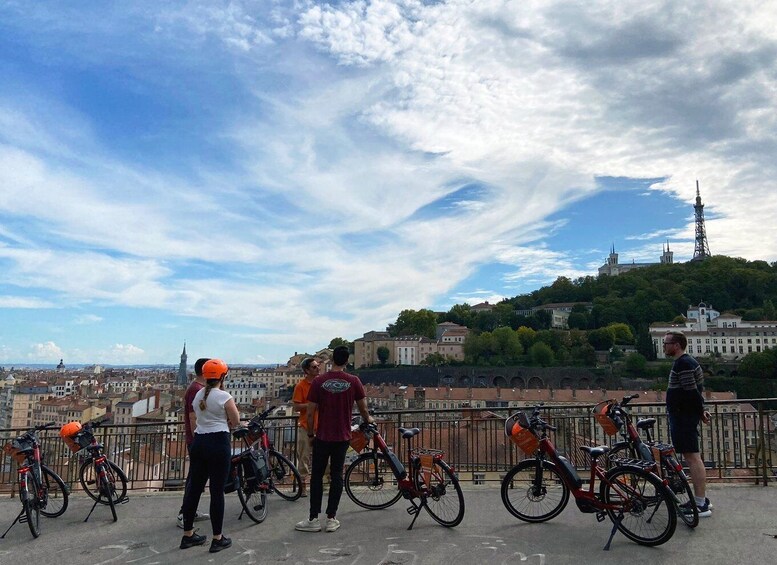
[668,412,700,454]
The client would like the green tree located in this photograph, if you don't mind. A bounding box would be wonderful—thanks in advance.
[606,323,635,344]
[444,303,475,327]
[567,312,588,330]
[376,346,390,365]
[421,352,447,366]
[492,326,524,361]
[387,309,438,339]
[587,328,615,351]
[529,342,555,367]
[328,337,352,352]
[738,351,777,380]
[624,352,648,375]
[515,326,537,351]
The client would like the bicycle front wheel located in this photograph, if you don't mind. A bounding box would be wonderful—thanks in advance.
[416,459,464,527]
[267,450,302,501]
[21,471,41,538]
[601,466,677,546]
[99,467,118,522]
[79,459,128,504]
[237,464,268,523]
[40,465,69,518]
[344,452,402,510]
[501,459,570,522]
[662,456,698,528]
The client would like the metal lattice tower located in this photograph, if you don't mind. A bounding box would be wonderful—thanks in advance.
[691,180,711,262]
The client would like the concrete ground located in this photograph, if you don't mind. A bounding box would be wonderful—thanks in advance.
[0,484,775,564]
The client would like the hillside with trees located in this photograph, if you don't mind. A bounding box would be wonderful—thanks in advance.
[375,256,777,391]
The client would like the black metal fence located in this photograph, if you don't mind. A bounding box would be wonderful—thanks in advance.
[2,398,774,495]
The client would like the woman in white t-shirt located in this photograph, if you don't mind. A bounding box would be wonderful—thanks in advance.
[180,358,240,554]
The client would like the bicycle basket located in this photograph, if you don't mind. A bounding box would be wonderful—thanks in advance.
[593,400,620,436]
[505,412,539,455]
[4,438,33,465]
[63,430,94,453]
[349,426,368,453]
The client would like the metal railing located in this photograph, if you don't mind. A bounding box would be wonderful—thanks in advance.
[1,399,774,494]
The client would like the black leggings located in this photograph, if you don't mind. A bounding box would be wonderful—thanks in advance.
[181,432,231,534]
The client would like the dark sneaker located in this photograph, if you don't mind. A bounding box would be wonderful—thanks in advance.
[697,498,712,517]
[180,532,207,549]
[209,536,232,553]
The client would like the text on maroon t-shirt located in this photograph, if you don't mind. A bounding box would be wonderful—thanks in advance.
[307,371,365,442]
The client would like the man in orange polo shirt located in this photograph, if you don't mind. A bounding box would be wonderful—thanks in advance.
[292,357,320,496]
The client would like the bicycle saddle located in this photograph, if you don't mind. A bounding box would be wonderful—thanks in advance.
[579,445,610,458]
[636,418,657,429]
[232,427,250,439]
[399,427,421,439]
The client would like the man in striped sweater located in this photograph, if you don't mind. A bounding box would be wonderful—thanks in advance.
[664,331,712,517]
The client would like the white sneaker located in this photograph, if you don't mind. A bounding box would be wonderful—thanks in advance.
[194,510,210,522]
[325,517,340,532]
[178,511,210,528]
[295,518,322,532]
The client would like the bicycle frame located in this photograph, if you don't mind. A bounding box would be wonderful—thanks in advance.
[532,429,647,514]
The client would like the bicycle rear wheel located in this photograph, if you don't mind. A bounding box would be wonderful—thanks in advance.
[267,450,302,501]
[501,459,570,522]
[79,459,128,504]
[21,471,41,538]
[344,452,402,510]
[40,465,69,518]
[237,464,268,523]
[601,466,676,546]
[662,456,698,528]
[415,459,464,527]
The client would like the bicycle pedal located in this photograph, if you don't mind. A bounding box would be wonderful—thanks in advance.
[119,497,129,504]
[406,505,420,516]
[596,511,607,522]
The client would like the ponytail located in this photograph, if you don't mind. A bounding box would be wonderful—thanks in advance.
[199,380,218,411]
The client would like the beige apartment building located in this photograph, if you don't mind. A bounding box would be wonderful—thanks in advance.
[8,382,50,429]
[353,323,469,369]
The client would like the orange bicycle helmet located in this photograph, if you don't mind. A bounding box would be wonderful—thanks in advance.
[202,358,228,381]
[60,421,82,438]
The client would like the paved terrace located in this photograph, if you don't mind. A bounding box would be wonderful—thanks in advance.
[1,485,775,565]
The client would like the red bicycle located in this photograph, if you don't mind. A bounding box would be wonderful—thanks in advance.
[344,422,465,529]
[2,422,69,539]
[501,406,677,549]
[596,395,699,527]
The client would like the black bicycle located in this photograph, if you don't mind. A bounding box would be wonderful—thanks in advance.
[2,422,69,539]
[61,419,129,522]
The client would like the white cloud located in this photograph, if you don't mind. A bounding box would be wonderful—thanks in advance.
[74,314,103,324]
[0,295,55,308]
[28,341,63,362]
[1,1,777,362]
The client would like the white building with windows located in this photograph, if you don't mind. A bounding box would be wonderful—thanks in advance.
[650,303,777,359]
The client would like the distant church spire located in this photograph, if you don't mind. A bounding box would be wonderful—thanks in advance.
[177,342,188,387]
[691,180,712,262]
[661,240,673,264]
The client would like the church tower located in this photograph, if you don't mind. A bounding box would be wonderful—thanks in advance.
[660,241,673,264]
[607,244,618,266]
[691,181,711,262]
[177,343,188,386]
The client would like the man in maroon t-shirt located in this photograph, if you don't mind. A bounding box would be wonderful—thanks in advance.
[295,346,373,533]
[177,357,211,527]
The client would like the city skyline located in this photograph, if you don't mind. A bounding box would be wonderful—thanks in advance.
[1,2,776,364]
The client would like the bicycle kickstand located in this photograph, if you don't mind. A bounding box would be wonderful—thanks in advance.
[0,509,25,538]
[603,510,624,551]
[84,494,102,523]
[405,498,425,531]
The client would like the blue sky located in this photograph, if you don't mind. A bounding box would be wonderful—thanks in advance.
[1,1,776,365]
